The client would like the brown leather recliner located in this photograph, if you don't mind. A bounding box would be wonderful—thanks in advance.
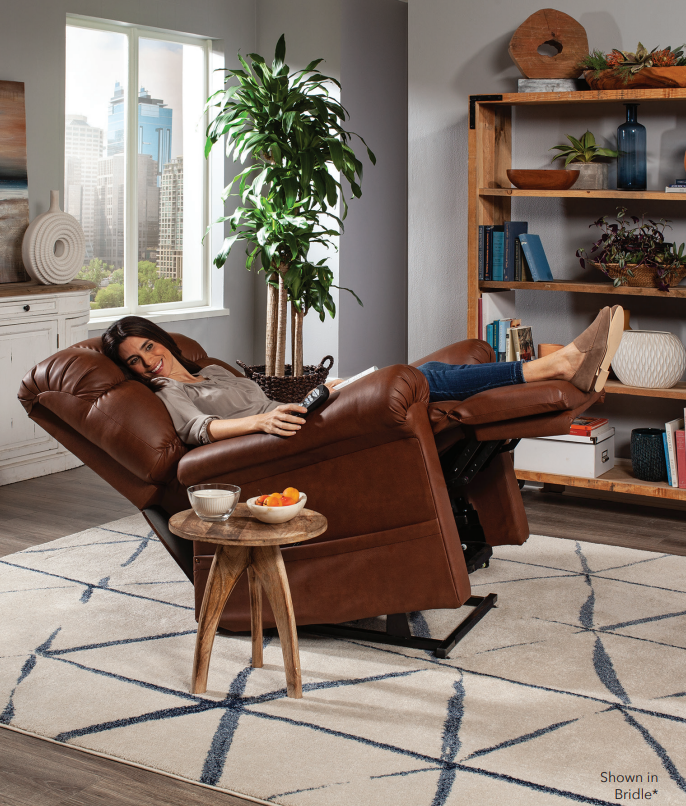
[19,334,598,652]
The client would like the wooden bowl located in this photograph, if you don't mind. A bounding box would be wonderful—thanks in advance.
[506,169,579,190]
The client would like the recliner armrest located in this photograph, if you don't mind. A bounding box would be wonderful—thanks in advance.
[411,339,494,368]
[177,364,431,486]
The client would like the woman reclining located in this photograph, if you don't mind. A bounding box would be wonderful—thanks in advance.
[102,306,624,445]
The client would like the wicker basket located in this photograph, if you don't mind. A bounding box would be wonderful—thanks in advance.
[237,355,334,403]
[595,262,686,289]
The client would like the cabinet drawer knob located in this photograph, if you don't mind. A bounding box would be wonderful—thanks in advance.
[23,304,30,312]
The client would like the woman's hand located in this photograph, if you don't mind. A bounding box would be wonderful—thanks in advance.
[255,404,307,437]
[325,378,345,390]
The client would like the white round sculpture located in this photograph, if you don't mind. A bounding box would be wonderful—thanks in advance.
[22,190,86,285]
[611,330,686,389]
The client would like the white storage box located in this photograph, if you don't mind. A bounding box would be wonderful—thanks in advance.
[514,429,615,478]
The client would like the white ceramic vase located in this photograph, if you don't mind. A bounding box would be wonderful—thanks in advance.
[611,330,686,389]
[22,190,85,285]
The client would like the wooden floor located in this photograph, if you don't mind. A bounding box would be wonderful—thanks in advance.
[1,466,685,805]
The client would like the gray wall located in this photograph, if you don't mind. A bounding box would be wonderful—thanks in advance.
[408,1,686,456]
[0,0,256,366]
[339,0,408,376]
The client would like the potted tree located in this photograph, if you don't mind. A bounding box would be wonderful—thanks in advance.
[205,35,375,401]
[549,130,619,189]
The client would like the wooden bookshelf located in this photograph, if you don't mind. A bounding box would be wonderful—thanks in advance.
[516,459,686,501]
[469,89,686,504]
[479,280,686,297]
[479,189,686,200]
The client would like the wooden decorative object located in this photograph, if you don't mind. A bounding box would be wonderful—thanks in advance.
[585,67,686,91]
[506,169,579,190]
[169,504,328,699]
[509,9,588,79]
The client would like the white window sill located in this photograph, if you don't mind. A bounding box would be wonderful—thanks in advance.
[88,306,230,331]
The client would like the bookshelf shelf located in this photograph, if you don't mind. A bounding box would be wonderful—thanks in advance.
[479,280,686,297]
[470,89,686,505]
[479,189,686,200]
[516,459,686,501]
[604,380,686,400]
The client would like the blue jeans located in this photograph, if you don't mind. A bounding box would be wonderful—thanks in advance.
[417,361,525,402]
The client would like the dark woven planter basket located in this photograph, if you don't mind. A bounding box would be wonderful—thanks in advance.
[237,355,334,403]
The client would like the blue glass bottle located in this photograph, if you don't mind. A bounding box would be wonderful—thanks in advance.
[617,103,647,190]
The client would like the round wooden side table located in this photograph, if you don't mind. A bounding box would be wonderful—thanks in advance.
[169,504,327,699]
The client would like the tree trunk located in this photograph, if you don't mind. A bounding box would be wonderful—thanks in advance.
[291,303,304,377]
[274,273,288,377]
[265,274,278,376]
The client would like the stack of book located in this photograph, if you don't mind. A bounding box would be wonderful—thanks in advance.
[665,180,686,193]
[478,221,555,282]
[664,413,686,488]
[485,318,535,362]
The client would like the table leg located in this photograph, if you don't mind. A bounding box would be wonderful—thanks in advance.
[247,566,263,668]
[251,545,302,699]
[192,544,250,695]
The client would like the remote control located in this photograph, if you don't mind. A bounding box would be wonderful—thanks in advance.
[299,384,330,416]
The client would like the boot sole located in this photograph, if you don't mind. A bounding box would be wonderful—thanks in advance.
[594,307,625,393]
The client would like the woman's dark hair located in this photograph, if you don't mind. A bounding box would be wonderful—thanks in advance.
[102,316,203,383]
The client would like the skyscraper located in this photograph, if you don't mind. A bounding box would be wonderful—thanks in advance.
[107,84,172,186]
[64,114,103,261]
[158,156,183,281]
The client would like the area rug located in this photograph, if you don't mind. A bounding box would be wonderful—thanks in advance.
[2,516,686,805]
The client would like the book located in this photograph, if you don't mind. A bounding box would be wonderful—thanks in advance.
[503,221,528,282]
[514,237,532,282]
[510,325,535,361]
[665,417,683,488]
[484,225,503,281]
[478,296,483,341]
[492,230,505,281]
[664,431,673,486]
[497,318,512,362]
[569,416,609,436]
[677,430,686,489]
[334,366,378,389]
[486,322,495,355]
[478,225,485,281]
[673,179,686,185]
[665,186,686,193]
[506,319,521,361]
[518,233,554,281]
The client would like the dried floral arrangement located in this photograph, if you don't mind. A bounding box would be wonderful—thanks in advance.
[580,42,686,83]
[576,208,686,291]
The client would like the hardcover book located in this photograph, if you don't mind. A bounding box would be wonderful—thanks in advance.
[665,417,683,488]
[478,225,485,281]
[676,430,686,489]
[492,231,505,282]
[504,221,528,282]
[518,233,554,281]
[664,431,673,486]
[484,225,504,281]
[510,326,535,361]
[569,416,609,436]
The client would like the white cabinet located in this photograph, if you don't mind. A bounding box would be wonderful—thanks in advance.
[0,281,93,485]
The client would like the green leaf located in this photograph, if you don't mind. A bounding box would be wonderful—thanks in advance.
[273,34,286,73]
[326,137,344,172]
[324,171,338,207]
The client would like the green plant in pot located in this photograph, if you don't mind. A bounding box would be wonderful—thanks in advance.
[576,207,686,291]
[204,35,375,398]
[549,130,619,190]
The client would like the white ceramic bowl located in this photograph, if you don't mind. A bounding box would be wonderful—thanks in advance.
[246,493,307,524]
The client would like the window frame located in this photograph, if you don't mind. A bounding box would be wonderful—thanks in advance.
[66,15,214,319]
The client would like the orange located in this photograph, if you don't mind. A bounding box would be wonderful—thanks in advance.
[256,494,269,506]
[265,493,283,507]
[282,487,300,506]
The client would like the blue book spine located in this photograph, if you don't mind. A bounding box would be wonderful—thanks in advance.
[478,225,485,281]
[484,226,493,281]
[492,232,505,281]
[664,432,673,486]
[518,233,554,282]
[486,323,495,358]
[503,221,528,282]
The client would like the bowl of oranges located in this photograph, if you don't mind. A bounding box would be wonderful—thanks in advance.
[246,487,307,524]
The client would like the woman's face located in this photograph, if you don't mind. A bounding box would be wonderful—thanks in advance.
[118,336,175,379]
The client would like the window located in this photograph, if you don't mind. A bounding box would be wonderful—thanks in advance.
[65,17,212,317]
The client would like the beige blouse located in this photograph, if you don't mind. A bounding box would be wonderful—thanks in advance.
[155,365,282,445]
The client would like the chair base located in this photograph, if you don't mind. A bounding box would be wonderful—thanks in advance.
[300,593,498,659]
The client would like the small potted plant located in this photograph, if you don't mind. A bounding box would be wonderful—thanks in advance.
[549,130,619,189]
[576,207,686,291]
